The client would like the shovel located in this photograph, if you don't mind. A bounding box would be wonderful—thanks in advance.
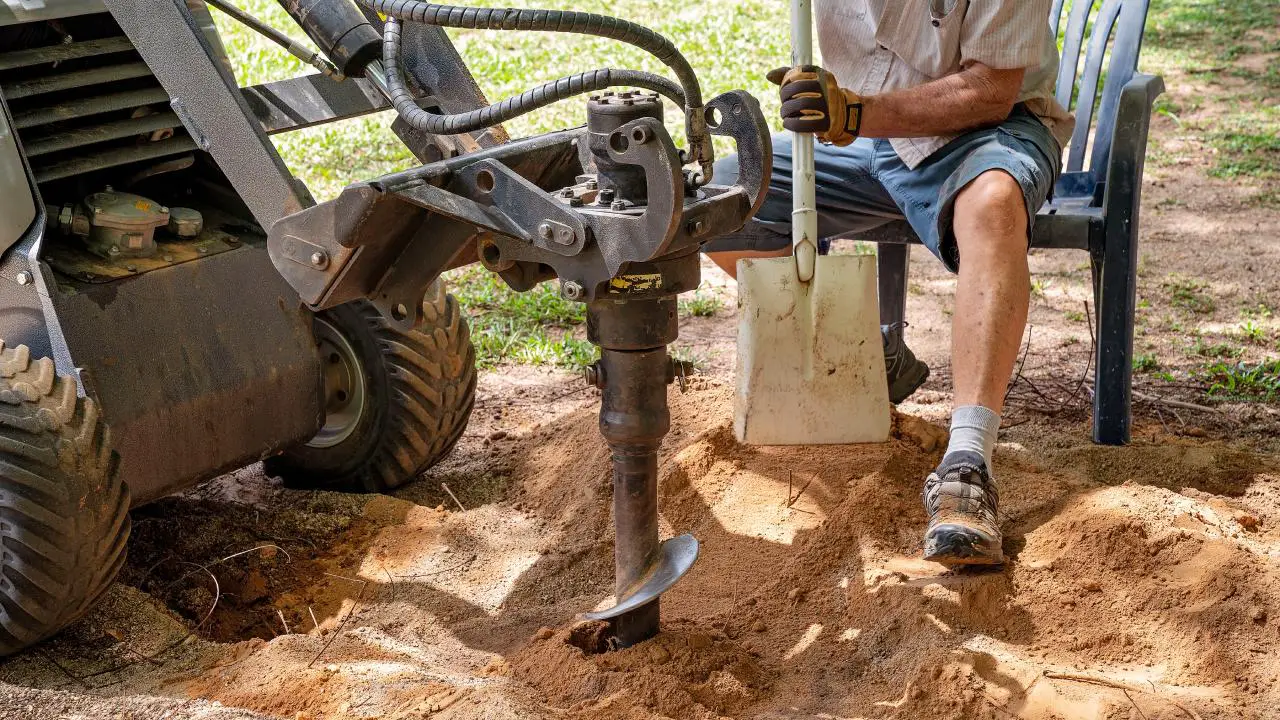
[733,0,890,446]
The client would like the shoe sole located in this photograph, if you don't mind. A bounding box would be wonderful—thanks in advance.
[924,524,1004,567]
[889,362,930,405]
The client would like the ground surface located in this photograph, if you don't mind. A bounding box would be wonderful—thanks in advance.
[1,1,1278,718]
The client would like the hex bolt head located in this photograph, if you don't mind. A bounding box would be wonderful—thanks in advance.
[569,197,584,208]
[559,188,575,198]
[310,251,329,269]
[611,200,627,212]
[538,223,554,240]
[108,245,120,255]
[583,362,605,388]
[15,271,32,286]
[599,188,616,204]
[585,179,599,190]
[561,280,585,301]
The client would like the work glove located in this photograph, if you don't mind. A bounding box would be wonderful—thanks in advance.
[767,65,863,147]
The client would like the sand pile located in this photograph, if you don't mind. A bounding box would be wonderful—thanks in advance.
[1,380,1276,719]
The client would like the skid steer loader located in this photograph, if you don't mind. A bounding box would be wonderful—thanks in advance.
[0,0,770,654]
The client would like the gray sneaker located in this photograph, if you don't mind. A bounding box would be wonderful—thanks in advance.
[922,451,1004,566]
[883,324,929,404]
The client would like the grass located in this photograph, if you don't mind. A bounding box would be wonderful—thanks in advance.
[1202,360,1280,402]
[679,291,725,318]
[1162,275,1216,315]
[446,266,594,368]
[1133,353,1161,373]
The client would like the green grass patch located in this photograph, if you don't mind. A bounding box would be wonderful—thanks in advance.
[446,267,594,369]
[1202,360,1280,402]
[1162,275,1216,315]
[1133,353,1162,373]
[679,291,725,318]
[1189,338,1245,359]
[1207,130,1280,180]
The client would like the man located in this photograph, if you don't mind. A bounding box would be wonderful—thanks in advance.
[705,0,1073,566]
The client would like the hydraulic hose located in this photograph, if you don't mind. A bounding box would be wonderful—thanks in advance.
[382,18,684,133]
[363,0,714,183]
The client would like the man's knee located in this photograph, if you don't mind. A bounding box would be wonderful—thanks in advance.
[953,170,1028,256]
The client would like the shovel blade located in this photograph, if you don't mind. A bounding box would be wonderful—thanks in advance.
[734,254,891,445]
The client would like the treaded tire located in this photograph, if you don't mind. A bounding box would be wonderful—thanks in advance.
[0,341,129,656]
[265,283,477,493]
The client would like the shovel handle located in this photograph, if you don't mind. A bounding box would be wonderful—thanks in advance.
[790,0,818,284]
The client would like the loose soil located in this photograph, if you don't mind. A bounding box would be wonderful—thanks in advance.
[1,42,1278,720]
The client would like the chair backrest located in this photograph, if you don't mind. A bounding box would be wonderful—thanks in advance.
[1049,0,1152,180]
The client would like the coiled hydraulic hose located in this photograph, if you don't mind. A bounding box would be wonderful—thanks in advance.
[363,0,714,183]
[382,18,684,132]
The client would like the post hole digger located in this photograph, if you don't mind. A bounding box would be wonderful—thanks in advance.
[0,0,770,653]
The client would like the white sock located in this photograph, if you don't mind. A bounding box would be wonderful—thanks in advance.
[944,405,1001,470]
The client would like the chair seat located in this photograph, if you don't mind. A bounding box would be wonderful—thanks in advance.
[855,201,1102,252]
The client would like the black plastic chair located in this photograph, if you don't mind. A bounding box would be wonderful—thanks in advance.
[866,0,1164,445]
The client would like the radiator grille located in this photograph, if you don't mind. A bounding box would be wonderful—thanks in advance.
[0,14,195,187]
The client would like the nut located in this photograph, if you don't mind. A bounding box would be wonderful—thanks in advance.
[560,280,585,301]
[15,271,32,286]
[538,223,554,240]
[611,200,627,212]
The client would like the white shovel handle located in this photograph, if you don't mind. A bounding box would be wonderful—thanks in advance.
[790,0,818,284]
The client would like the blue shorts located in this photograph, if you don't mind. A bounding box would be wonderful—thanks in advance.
[703,105,1062,272]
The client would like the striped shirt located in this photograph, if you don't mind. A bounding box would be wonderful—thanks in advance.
[816,0,1075,169]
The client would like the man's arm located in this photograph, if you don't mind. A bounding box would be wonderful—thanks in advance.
[858,62,1026,138]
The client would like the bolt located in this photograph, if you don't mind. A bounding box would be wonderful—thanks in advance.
[584,179,598,190]
[559,188,574,198]
[611,200,627,212]
[15,271,32,286]
[569,197,583,208]
[688,218,706,236]
[108,245,120,255]
[599,188,616,205]
[561,280,585,301]
[538,223,554,240]
[310,251,329,268]
[126,265,137,273]
[584,362,605,388]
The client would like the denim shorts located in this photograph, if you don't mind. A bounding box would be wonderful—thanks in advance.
[703,105,1063,272]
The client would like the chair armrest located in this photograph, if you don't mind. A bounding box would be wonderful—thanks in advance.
[1101,73,1165,214]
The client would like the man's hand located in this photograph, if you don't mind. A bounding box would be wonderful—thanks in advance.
[767,65,863,146]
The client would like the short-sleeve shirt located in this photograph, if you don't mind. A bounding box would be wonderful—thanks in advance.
[815,0,1075,169]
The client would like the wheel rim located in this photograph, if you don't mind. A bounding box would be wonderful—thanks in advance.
[308,316,367,449]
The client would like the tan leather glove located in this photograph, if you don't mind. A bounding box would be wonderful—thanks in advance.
[767,65,863,146]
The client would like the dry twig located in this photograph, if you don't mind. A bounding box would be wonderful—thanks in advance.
[441,482,467,512]
[310,573,369,667]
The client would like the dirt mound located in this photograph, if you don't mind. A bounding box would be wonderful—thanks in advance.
[2,380,1277,719]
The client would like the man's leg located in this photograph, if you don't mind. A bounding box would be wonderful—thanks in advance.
[950,170,1031,415]
[875,108,1059,566]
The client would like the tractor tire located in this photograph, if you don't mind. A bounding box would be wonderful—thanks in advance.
[265,283,477,493]
[0,342,129,656]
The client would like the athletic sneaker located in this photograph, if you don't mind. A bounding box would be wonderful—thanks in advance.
[882,324,929,404]
[922,451,1004,566]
